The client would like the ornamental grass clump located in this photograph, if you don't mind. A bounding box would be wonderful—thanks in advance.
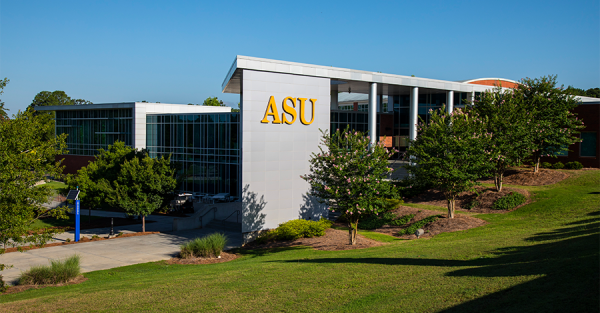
[19,255,80,285]
[180,233,228,259]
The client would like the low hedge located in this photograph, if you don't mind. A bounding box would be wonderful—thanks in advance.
[19,255,80,285]
[492,192,526,210]
[255,218,332,244]
[565,161,584,170]
[552,162,565,169]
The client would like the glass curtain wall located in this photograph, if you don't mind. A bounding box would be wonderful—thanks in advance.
[146,113,241,197]
[55,109,133,156]
[330,111,370,134]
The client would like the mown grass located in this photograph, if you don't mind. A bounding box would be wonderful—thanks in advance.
[28,214,105,231]
[0,170,598,312]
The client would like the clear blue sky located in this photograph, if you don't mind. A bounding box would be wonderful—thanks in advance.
[1,0,598,114]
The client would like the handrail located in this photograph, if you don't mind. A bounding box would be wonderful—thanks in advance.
[221,210,240,224]
[199,207,217,229]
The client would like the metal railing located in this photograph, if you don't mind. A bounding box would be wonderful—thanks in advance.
[199,207,217,229]
[221,210,240,224]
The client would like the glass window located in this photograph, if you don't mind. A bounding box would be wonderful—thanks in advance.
[581,132,597,157]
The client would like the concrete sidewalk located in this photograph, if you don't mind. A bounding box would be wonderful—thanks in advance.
[1,221,242,285]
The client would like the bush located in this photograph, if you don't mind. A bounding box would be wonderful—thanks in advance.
[389,214,416,226]
[565,161,584,170]
[552,162,564,169]
[492,192,526,210]
[180,233,228,259]
[541,162,552,169]
[358,212,415,229]
[19,255,80,285]
[398,215,441,235]
[464,200,479,210]
[0,275,7,293]
[255,218,332,243]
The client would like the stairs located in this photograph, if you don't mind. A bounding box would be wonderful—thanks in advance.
[206,220,242,232]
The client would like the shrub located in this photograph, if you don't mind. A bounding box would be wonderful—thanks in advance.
[398,215,441,235]
[19,255,80,285]
[565,161,584,170]
[389,214,416,226]
[492,192,526,210]
[552,162,564,169]
[180,233,228,259]
[0,275,7,293]
[358,212,415,229]
[464,200,479,210]
[255,218,332,243]
[541,162,552,169]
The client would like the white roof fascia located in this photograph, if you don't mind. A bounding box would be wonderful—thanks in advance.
[222,55,494,93]
[35,102,232,113]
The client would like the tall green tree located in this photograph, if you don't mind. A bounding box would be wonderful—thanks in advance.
[202,97,225,106]
[468,87,532,191]
[0,110,70,267]
[112,156,177,232]
[302,128,397,245]
[516,76,584,172]
[67,142,177,232]
[0,78,9,121]
[404,106,492,218]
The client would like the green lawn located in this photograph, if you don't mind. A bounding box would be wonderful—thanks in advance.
[28,214,106,231]
[1,170,598,312]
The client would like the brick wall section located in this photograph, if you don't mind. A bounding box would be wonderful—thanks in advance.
[56,154,96,175]
[353,102,358,111]
[540,103,599,168]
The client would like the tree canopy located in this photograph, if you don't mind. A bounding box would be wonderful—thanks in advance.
[302,128,397,245]
[0,78,9,121]
[404,106,492,218]
[0,110,70,260]
[202,97,225,107]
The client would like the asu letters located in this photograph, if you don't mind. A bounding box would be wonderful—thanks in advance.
[261,96,316,125]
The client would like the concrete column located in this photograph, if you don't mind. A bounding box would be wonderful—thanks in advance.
[409,87,419,141]
[447,90,454,113]
[330,84,339,110]
[368,82,377,147]
[469,91,475,105]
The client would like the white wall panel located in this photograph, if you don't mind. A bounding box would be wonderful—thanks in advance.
[241,69,330,232]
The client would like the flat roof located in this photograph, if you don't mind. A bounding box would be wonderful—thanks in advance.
[222,55,497,95]
[34,102,232,114]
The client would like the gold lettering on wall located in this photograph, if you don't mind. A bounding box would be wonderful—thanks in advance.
[299,98,316,125]
[281,97,297,125]
[261,96,282,124]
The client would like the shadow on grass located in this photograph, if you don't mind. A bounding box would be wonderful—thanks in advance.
[270,211,600,312]
[230,246,312,259]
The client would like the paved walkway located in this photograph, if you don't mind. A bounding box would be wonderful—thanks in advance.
[0,210,242,286]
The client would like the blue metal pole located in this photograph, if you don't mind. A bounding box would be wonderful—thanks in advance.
[75,200,80,242]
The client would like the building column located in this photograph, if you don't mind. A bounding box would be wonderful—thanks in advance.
[447,90,454,114]
[409,87,419,142]
[469,91,475,105]
[368,82,377,147]
[330,84,338,110]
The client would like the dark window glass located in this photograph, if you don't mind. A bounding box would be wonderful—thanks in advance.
[581,132,597,157]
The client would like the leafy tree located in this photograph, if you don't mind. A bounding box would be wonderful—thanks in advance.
[516,76,584,172]
[0,110,70,268]
[468,87,532,191]
[404,106,492,218]
[27,90,92,141]
[0,78,9,121]
[565,86,600,98]
[67,141,176,232]
[202,97,225,107]
[112,155,177,232]
[302,128,397,245]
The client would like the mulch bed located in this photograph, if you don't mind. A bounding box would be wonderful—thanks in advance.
[479,168,569,186]
[2,232,160,254]
[165,252,239,265]
[405,186,531,214]
[243,228,387,251]
[1,276,88,295]
[367,206,488,239]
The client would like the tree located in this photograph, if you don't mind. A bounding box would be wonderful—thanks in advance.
[67,141,177,232]
[516,76,584,172]
[202,97,225,107]
[112,155,177,232]
[0,78,9,121]
[404,106,492,218]
[302,128,397,245]
[468,87,533,191]
[0,110,70,266]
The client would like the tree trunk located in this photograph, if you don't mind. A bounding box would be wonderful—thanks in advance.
[348,222,358,245]
[494,173,503,192]
[447,199,455,218]
[533,154,541,173]
[142,215,145,233]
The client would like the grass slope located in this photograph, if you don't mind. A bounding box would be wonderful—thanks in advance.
[1,170,598,312]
